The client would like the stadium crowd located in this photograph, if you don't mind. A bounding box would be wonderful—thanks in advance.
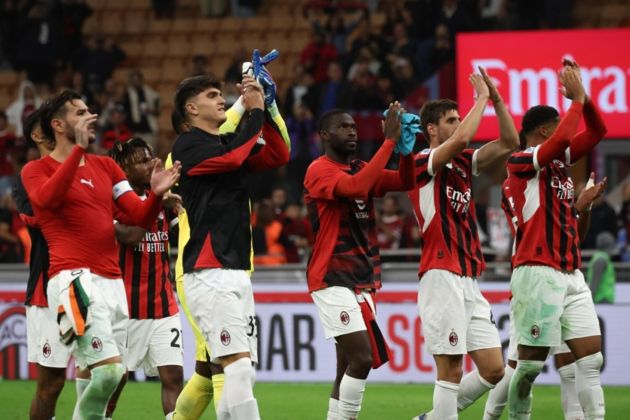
[0,0,627,268]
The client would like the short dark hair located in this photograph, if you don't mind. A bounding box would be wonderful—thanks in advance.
[419,99,458,135]
[519,105,559,149]
[317,108,349,133]
[23,103,49,147]
[40,90,82,141]
[171,107,188,135]
[174,75,221,118]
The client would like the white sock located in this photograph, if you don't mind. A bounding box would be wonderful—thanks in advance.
[165,412,174,420]
[458,370,495,411]
[338,374,366,420]
[575,353,605,420]
[483,364,514,420]
[327,397,339,420]
[557,362,584,420]
[224,358,259,420]
[217,379,230,420]
[73,378,91,420]
[508,360,544,420]
[433,380,459,420]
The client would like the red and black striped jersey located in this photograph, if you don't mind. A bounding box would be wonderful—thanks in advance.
[507,146,580,272]
[12,174,49,307]
[117,201,178,319]
[501,179,517,237]
[172,109,289,273]
[304,157,382,292]
[408,148,485,278]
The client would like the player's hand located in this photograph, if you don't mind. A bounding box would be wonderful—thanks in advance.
[479,66,502,103]
[383,102,403,143]
[561,57,589,104]
[238,76,264,111]
[470,73,490,101]
[74,113,98,149]
[559,66,586,103]
[162,191,183,213]
[575,172,607,213]
[150,159,181,197]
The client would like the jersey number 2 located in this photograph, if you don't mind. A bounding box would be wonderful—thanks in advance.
[170,328,182,348]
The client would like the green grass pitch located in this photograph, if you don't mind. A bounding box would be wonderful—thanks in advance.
[1,381,628,419]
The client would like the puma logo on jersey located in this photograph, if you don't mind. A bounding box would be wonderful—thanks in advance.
[80,178,94,188]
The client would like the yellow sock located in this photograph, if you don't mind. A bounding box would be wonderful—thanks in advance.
[212,373,225,412]
[174,373,214,420]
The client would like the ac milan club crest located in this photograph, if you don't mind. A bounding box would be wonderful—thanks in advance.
[531,325,540,339]
[449,331,458,346]
[220,329,231,346]
[42,342,51,358]
[340,311,350,325]
[91,337,103,352]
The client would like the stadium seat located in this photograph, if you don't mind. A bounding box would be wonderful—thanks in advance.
[106,0,128,11]
[167,39,193,59]
[217,17,243,33]
[194,18,220,35]
[142,39,168,59]
[161,61,188,83]
[86,0,108,11]
[191,36,216,56]
[123,11,148,36]
[172,19,197,34]
[139,67,162,85]
[147,19,173,35]
[101,14,125,35]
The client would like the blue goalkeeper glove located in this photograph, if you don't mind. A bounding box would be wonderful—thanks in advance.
[383,109,421,156]
[243,49,280,106]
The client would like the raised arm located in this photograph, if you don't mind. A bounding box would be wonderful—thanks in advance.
[430,74,489,175]
[373,153,415,195]
[574,173,607,243]
[474,67,520,173]
[535,67,585,169]
[246,106,291,171]
[333,103,402,198]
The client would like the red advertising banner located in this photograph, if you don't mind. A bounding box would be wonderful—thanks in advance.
[456,29,630,140]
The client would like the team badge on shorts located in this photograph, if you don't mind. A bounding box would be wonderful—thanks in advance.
[340,311,350,325]
[42,342,51,358]
[449,331,458,346]
[91,337,103,352]
[220,329,231,346]
[531,325,540,339]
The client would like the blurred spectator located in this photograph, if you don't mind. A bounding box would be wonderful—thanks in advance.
[100,103,133,151]
[0,193,23,262]
[307,61,352,118]
[286,104,318,202]
[436,0,477,41]
[377,195,405,250]
[189,54,210,77]
[389,21,416,62]
[586,232,616,303]
[480,0,509,30]
[0,112,16,195]
[153,0,175,19]
[322,10,363,56]
[415,23,456,83]
[271,186,288,216]
[253,200,287,266]
[13,2,62,85]
[347,46,381,81]
[6,81,42,137]
[71,71,93,105]
[230,0,261,18]
[80,34,126,93]
[300,27,339,83]
[619,183,630,246]
[61,0,93,67]
[223,47,248,83]
[124,70,160,150]
[391,57,418,101]
[347,16,386,67]
[582,195,618,249]
[284,64,316,116]
[281,203,313,263]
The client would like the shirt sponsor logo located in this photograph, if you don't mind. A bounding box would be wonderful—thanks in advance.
[550,176,574,201]
[446,186,471,213]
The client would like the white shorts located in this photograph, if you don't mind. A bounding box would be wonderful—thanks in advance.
[511,266,600,348]
[126,314,184,376]
[183,269,258,364]
[311,287,374,339]
[26,305,71,368]
[47,269,129,369]
[507,304,571,361]
[418,270,501,355]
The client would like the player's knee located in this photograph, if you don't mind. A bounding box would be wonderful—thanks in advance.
[349,351,372,376]
[225,357,255,388]
[91,363,125,393]
[38,373,65,401]
[576,352,603,374]
[481,364,505,385]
